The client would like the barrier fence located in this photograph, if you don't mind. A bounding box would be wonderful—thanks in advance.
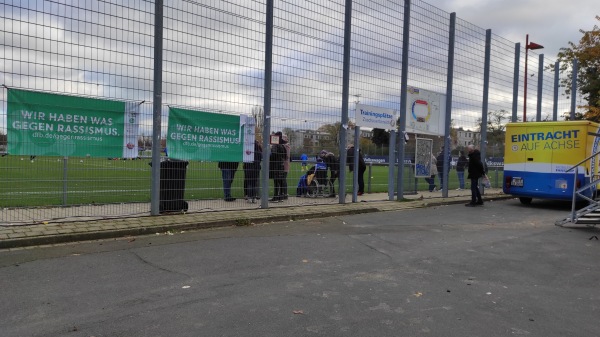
[0,0,575,224]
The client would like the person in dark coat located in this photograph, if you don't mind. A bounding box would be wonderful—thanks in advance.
[269,132,287,202]
[346,145,367,195]
[455,150,468,190]
[466,144,485,206]
[218,161,239,202]
[243,140,262,204]
[436,147,451,191]
[319,150,339,197]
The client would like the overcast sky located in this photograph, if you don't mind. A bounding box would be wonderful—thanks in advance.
[426,0,597,58]
[2,0,592,133]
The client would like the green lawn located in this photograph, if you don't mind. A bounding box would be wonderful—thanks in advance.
[0,156,503,207]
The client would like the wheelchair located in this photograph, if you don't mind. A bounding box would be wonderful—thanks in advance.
[306,173,333,198]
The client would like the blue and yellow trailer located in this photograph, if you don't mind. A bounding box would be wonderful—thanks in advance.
[503,121,600,204]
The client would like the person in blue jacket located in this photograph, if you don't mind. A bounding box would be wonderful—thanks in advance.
[300,153,308,171]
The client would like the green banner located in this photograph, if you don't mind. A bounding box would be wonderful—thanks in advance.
[7,89,139,158]
[167,108,244,162]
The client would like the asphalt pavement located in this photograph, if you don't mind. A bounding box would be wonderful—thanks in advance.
[1,197,598,336]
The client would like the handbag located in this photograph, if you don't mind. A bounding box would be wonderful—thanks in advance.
[482,175,491,188]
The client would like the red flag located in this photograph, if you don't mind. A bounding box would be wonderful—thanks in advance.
[527,41,544,50]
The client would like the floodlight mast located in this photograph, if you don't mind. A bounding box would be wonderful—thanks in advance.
[523,34,544,122]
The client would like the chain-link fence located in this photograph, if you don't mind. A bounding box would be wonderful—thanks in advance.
[0,0,574,224]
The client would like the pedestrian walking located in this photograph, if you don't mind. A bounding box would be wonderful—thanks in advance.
[466,144,485,206]
[346,144,366,196]
[426,153,438,192]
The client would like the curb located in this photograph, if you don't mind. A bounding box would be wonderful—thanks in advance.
[0,194,513,250]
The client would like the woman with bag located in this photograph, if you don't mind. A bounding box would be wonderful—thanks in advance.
[425,153,438,192]
[466,144,485,206]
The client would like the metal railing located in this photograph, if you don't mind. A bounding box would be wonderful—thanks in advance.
[558,151,600,226]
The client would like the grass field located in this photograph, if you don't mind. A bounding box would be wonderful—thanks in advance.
[0,155,503,207]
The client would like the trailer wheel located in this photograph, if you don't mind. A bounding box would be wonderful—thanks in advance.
[519,197,532,205]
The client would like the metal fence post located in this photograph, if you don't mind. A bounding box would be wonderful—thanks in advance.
[553,61,559,121]
[479,28,491,195]
[511,43,521,122]
[338,0,353,204]
[443,12,456,197]
[571,59,578,121]
[63,156,68,206]
[150,0,164,216]
[367,163,372,194]
[388,130,396,201]
[397,0,411,200]
[536,53,544,121]
[260,0,274,209]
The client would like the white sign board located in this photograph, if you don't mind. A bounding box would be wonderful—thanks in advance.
[415,137,434,178]
[240,114,256,163]
[405,86,446,136]
[355,104,397,130]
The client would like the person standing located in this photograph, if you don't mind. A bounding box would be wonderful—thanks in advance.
[436,147,450,191]
[346,145,366,196]
[218,161,239,202]
[319,150,339,198]
[268,132,287,202]
[466,144,485,206]
[300,153,308,171]
[243,140,262,204]
[455,150,468,190]
[426,153,438,192]
[281,134,291,200]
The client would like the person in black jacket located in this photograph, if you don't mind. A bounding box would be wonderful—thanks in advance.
[466,144,485,206]
[436,147,450,191]
[218,161,239,202]
[243,140,262,203]
[346,145,367,195]
[455,150,468,190]
[319,150,339,197]
[269,132,287,202]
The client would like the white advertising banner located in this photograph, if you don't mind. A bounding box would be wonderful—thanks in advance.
[354,104,397,130]
[240,114,256,163]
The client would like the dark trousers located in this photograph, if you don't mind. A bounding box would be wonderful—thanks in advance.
[273,172,285,199]
[221,169,236,199]
[470,177,482,203]
[425,175,436,192]
[244,164,260,198]
[282,171,288,196]
[357,167,366,193]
